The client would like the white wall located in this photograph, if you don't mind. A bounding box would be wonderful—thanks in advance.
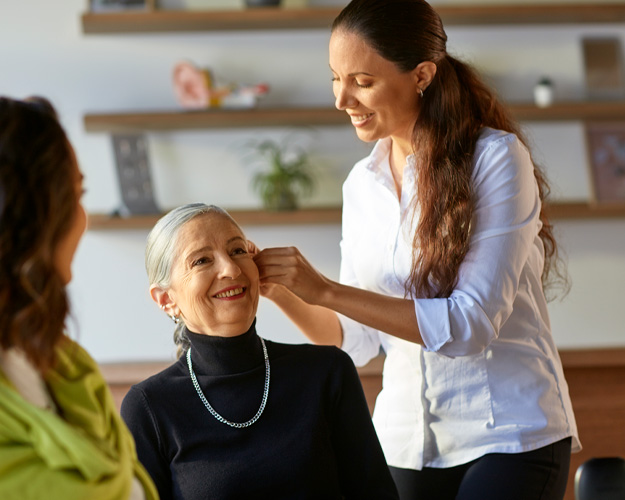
[1,0,623,363]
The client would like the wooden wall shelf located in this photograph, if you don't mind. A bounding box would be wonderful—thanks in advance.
[81,4,625,34]
[87,207,344,230]
[84,107,348,132]
[546,202,625,220]
[83,101,625,133]
[87,202,625,230]
[81,8,340,34]
[512,100,625,122]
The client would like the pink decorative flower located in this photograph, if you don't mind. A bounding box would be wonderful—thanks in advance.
[172,61,211,109]
[172,60,270,109]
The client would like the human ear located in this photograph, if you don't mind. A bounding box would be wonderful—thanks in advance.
[150,284,178,316]
[247,240,260,256]
[413,61,437,93]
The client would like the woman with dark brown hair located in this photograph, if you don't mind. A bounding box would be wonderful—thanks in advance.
[0,96,158,500]
[253,1,580,498]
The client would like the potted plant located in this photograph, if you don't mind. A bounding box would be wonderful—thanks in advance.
[250,139,315,211]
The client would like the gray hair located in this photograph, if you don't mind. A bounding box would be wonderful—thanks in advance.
[145,203,241,357]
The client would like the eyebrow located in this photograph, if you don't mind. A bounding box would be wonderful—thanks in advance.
[329,64,374,78]
[184,236,246,261]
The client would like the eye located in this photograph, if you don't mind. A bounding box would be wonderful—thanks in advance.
[192,257,211,267]
[356,81,372,89]
[231,247,248,256]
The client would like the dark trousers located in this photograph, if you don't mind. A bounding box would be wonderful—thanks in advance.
[389,437,572,500]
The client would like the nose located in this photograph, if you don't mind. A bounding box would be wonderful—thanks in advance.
[216,254,241,280]
[334,82,356,110]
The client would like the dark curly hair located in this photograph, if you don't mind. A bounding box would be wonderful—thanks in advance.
[333,0,568,300]
[0,96,78,373]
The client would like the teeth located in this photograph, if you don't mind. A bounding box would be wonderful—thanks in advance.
[351,113,373,123]
[215,287,244,298]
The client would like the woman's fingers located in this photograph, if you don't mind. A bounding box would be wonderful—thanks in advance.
[253,246,325,304]
[254,247,302,278]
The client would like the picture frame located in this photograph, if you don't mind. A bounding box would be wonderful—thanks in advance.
[582,37,625,100]
[585,121,625,204]
[111,134,161,216]
[90,0,148,13]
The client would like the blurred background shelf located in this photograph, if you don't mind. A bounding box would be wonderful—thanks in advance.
[87,207,344,229]
[81,4,625,34]
[84,106,348,132]
[87,202,625,230]
[546,202,625,220]
[511,100,625,121]
[83,101,625,133]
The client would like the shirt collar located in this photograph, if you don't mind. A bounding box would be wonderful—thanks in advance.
[363,138,418,202]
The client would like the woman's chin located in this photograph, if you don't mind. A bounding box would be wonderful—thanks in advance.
[354,128,379,143]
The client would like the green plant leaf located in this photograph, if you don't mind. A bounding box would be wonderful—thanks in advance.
[248,137,316,210]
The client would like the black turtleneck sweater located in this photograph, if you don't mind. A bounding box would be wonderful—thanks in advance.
[120,320,398,500]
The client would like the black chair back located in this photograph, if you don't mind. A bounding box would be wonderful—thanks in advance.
[575,457,625,500]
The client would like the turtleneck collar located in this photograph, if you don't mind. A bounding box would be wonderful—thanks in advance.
[185,319,263,376]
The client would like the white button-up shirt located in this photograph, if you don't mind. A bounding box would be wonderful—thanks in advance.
[339,128,580,470]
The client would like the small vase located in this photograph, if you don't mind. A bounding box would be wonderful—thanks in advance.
[245,0,281,7]
[534,78,554,108]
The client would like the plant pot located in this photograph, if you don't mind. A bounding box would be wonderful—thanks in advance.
[262,188,298,211]
[245,0,281,7]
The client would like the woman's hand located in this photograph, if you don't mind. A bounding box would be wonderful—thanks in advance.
[251,245,342,346]
[248,241,287,301]
[254,245,422,346]
[253,246,333,306]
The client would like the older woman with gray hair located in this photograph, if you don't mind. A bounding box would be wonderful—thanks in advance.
[120,203,398,500]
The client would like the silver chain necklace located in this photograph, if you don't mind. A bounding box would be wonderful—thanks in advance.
[186,337,270,429]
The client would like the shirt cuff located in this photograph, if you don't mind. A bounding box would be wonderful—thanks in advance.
[414,297,452,352]
[338,314,380,367]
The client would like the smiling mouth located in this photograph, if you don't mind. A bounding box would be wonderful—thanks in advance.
[349,112,374,126]
[214,287,245,299]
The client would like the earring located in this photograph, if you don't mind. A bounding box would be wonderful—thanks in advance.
[418,88,424,98]
[169,314,180,325]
